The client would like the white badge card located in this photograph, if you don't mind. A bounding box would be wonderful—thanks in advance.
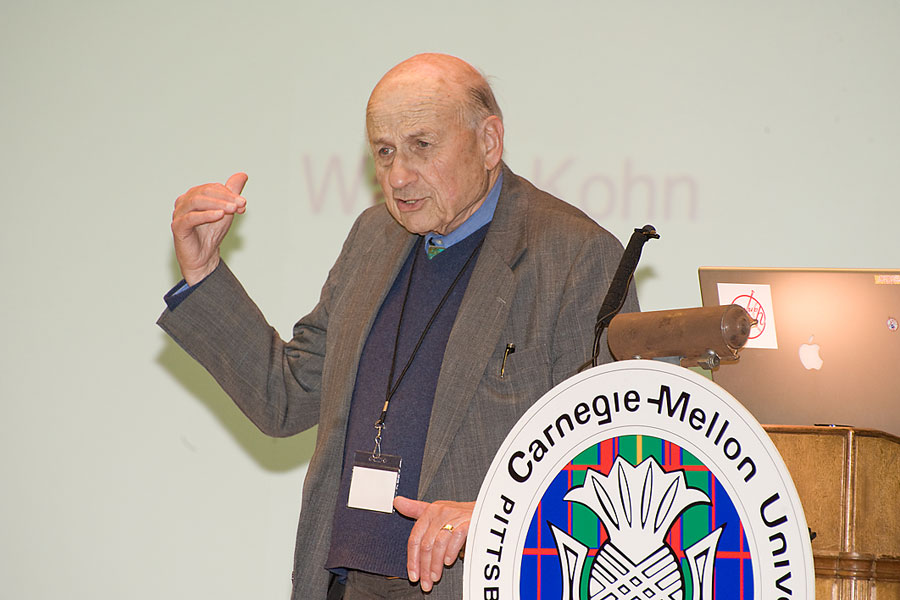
[347,450,402,513]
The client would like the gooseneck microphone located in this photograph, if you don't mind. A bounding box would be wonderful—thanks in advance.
[587,224,659,369]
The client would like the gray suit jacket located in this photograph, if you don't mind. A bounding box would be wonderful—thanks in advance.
[158,164,638,599]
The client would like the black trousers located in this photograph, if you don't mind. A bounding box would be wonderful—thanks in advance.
[328,570,424,599]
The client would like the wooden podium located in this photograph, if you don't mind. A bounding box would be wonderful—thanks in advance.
[765,425,900,599]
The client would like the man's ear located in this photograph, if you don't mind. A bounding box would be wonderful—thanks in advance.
[480,115,504,170]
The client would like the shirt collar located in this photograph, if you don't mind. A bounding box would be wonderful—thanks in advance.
[424,171,503,253]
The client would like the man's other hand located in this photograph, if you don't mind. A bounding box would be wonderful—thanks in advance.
[171,172,248,286]
[393,496,474,593]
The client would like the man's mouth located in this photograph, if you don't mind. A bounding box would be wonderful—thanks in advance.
[395,196,425,208]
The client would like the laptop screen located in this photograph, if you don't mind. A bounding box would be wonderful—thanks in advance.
[698,267,900,437]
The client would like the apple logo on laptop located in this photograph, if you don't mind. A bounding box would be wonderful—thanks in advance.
[798,335,824,370]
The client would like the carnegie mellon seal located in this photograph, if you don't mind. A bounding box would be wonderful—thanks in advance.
[465,360,813,600]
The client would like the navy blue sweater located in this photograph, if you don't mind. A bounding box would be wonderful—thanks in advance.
[325,224,488,577]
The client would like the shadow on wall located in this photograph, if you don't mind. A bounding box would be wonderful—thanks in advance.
[156,209,316,473]
[633,265,656,296]
[155,338,317,472]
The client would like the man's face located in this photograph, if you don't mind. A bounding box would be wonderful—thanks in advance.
[366,81,492,236]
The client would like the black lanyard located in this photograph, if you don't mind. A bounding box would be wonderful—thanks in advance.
[372,237,484,457]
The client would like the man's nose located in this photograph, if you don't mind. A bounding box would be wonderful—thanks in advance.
[388,154,417,189]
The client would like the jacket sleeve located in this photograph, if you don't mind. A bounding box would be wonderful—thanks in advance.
[156,215,364,437]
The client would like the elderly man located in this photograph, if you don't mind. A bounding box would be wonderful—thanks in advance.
[159,53,637,598]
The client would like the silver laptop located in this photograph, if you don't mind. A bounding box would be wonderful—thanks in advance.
[698,267,900,437]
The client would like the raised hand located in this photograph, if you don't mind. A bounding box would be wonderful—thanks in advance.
[171,172,248,285]
[393,495,474,593]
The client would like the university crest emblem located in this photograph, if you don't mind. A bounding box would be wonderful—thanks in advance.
[465,360,814,599]
[534,443,738,600]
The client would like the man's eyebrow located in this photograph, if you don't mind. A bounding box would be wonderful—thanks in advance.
[370,136,392,147]
[403,130,437,142]
[370,129,436,147]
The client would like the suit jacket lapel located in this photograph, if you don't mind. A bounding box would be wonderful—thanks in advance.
[324,214,416,430]
[418,165,528,497]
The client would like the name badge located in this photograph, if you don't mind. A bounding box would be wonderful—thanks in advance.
[347,450,402,513]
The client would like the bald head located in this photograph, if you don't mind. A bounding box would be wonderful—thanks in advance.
[365,53,505,236]
[368,53,502,130]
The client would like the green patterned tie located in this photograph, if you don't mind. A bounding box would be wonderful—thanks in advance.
[426,242,445,259]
